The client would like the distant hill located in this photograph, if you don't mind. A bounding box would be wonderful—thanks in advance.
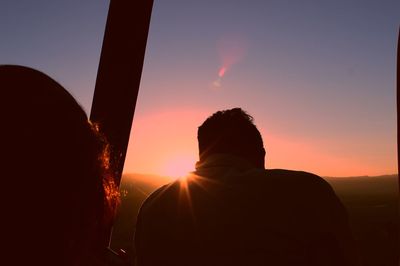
[110,173,399,266]
[325,174,399,203]
[120,172,172,192]
[118,173,399,204]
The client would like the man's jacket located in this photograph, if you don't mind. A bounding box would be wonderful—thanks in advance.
[135,154,358,266]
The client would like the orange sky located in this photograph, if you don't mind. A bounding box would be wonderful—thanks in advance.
[124,106,397,179]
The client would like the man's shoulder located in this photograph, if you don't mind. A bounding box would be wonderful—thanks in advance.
[264,169,336,197]
[138,179,181,214]
[267,168,320,178]
[266,169,330,185]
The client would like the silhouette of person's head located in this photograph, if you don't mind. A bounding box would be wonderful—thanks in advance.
[1,65,118,265]
[198,108,266,168]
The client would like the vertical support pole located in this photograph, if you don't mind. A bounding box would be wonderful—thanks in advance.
[89,0,154,251]
[90,0,153,186]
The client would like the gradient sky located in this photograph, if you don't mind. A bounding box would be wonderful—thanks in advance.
[1,0,399,178]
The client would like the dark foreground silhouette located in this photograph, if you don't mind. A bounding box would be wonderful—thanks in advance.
[135,108,359,266]
[1,65,118,265]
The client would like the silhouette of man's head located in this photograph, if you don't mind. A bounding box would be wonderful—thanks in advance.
[198,108,266,168]
[1,65,118,265]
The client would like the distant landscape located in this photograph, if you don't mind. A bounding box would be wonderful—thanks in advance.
[110,173,399,266]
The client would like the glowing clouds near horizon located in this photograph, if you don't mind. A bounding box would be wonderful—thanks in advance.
[213,34,248,88]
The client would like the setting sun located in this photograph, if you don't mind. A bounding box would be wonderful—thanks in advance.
[162,154,196,179]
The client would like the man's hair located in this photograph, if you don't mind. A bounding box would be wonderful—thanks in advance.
[197,108,265,167]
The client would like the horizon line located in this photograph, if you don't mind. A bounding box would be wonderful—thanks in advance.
[122,172,399,179]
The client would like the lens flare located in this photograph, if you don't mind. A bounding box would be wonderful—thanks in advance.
[213,33,248,88]
[218,66,227,77]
